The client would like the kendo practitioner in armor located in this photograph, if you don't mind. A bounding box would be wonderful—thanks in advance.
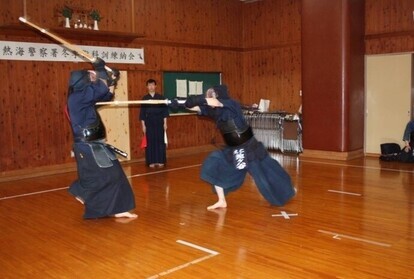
[66,58,137,219]
[183,85,296,210]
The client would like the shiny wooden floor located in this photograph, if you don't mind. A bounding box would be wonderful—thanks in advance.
[1,151,413,278]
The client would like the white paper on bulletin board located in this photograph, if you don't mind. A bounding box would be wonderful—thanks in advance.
[176,79,187,98]
[189,81,203,95]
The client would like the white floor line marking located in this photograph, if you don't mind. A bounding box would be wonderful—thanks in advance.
[147,240,219,279]
[128,164,201,178]
[297,158,414,174]
[0,164,202,201]
[176,239,219,255]
[318,229,391,247]
[327,189,362,196]
[0,186,69,201]
[147,254,216,279]
[272,211,298,219]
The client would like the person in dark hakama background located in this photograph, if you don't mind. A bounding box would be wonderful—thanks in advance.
[400,119,414,163]
[183,85,296,210]
[140,79,169,168]
[66,59,137,219]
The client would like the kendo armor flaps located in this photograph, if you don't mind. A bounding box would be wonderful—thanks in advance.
[217,119,254,146]
[73,141,116,168]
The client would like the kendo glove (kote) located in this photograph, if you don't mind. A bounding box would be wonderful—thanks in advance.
[168,98,186,110]
[184,95,207,108]
[107,68,120,87]
[92,57,106,72]
[169,99,180,110]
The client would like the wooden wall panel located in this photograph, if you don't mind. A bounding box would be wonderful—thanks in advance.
[221,51,243,101]
[365,0,414,34]
[12,62,37,168]
[242,0,301,48]
[241,0,302,113]
[0,1,22,25]
[214,0,243,47]
[365,0,414,54]
[0,61,13,169]
[366,36,414,55]
[16,0,134,32]
[1,61,75,170]
[242,46,302,112]
[135,0,241,47]
[167,115,220,149]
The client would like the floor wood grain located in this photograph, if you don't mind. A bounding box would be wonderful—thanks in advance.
[0,151,413,278]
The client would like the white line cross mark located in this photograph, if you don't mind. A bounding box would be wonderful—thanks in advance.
[272,211,298,219]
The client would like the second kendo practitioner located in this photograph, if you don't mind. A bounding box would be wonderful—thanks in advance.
[184,85,296,210]
[66,59,137,219]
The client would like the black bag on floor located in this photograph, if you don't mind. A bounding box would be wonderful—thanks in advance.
[379,143,401,162]
[380,143,401,155]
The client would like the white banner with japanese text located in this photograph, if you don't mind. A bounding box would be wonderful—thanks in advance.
[0,40,144,64]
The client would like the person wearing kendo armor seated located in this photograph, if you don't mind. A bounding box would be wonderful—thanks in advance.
[400,119,414,163]
[181,85,296,210]
[66,58,137,219]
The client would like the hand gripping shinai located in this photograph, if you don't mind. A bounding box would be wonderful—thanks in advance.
[18,16,114,74]
[18,17,187,107]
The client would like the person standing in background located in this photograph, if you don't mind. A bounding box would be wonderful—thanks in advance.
[140,79,169,168]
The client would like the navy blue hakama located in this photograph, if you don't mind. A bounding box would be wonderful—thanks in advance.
[69,142,136,219]
[201,139,295,206]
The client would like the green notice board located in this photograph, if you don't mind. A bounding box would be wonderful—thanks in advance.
[162,72,221,100]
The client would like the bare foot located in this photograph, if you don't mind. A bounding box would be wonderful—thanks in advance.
[114,212,138,218]
[75,196,84,205]
[207,200,227,210]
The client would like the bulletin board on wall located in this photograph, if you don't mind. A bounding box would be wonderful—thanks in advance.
[162,71,221,114]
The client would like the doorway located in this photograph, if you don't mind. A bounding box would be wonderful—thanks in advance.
[365,53,412,155]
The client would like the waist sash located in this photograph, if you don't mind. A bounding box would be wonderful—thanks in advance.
[218,119,254,147]
[74,119,106,143]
